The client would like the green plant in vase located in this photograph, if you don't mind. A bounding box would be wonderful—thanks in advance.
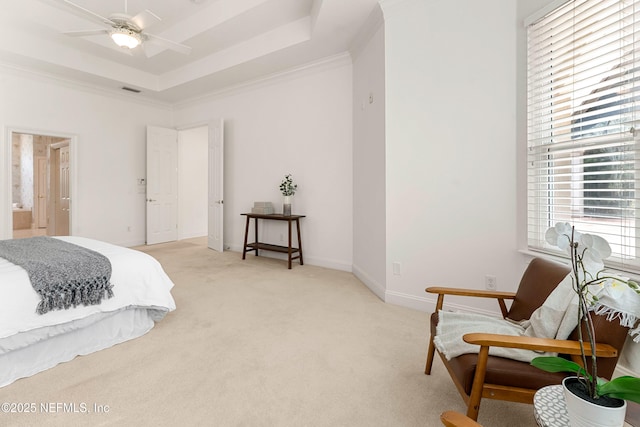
[279,174,297,216]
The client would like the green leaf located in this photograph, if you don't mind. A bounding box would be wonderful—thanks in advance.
[531,357,588,377]
[598,377,640,404]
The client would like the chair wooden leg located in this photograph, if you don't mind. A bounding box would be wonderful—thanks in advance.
[426,295,444,375]
[425,335,436,374]
[465,345,489,421]
[441,411,482,427]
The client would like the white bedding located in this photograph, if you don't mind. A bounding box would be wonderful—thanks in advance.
[0,236,176,386]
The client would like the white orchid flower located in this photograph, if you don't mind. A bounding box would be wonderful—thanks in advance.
[582,277,623,305]
[545,222,574,251]
[579,233,611,274]
[545,223,612,277]
[604,277,628,298]
[580,233,612,260]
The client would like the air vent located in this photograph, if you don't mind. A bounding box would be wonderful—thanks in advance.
[121,86,141,93]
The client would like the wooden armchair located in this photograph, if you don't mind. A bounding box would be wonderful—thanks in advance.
[425,257,630,421]
[440,411,482,427]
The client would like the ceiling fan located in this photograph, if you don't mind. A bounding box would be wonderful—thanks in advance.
[60,0,192,56]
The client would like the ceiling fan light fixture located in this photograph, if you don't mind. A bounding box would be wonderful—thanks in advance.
[110,27,141,49]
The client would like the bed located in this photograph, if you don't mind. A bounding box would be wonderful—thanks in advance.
[0,236,176,387]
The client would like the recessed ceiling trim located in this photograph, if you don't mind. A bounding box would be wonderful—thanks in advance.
[174,51,351,109]
[2,0,380,103]
[310,0,323,31]
[0,23,160,91]
[144,0,273,58]
[0,61,172,109]
[160,17,312,90]
[349,4,384,61]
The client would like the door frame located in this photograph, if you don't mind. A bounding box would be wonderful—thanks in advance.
[1,127,77,239]
[175,119,224,250]
[49,141,71,236]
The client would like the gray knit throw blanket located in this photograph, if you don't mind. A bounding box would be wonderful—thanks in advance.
[0,236,113,315]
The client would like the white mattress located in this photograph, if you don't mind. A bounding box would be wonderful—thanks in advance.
[0,236,176,387]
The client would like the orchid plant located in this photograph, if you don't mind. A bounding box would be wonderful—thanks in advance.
[279,174,297,197]
[531,222,640,404]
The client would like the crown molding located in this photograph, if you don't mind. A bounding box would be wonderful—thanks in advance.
[0,61,173,111]
[0,51,353,111]
[173,52,352,109]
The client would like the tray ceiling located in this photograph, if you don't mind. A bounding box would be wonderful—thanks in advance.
[0,0,379,103]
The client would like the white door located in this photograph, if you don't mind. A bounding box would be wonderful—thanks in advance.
[146,126,178,245]
[208,119,224,251]
[35,156,47,228]
[56,145,70,235]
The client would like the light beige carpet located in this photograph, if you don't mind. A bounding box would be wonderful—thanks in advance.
[0,238,537,426]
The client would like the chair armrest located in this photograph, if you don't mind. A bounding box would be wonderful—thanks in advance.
[426,287,516,317]
[463,333,618,358]
[426,287,516,299]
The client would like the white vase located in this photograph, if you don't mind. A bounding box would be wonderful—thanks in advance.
[562,377,627,427]
[283,195,292,216]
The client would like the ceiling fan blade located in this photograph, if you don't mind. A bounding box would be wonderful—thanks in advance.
[63,29,109,37]
[117,47,135,56]
[61,0,116,26]
[144,33,192,55]
[131,9,161,31]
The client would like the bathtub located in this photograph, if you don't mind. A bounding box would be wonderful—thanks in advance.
[12,209,32,230]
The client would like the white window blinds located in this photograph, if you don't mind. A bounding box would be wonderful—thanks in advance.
[527,0,640,272]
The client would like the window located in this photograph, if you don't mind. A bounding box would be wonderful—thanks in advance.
[527,0,640,272]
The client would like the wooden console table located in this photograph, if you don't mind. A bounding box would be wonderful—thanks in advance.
[241,213,305,269]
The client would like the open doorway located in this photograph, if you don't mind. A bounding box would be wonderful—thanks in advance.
[177,120,224,251]
[146,120,223,249]
[11,132,70,239]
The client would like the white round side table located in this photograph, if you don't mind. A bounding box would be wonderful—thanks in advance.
[533,385,570,427]
[534,384,633,427]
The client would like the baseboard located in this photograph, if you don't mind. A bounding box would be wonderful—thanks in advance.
[352,263,385,302]
[383,288,507,318]
[304,256,351,272]
[119,238,146,248]
[178,231,206,240]
[227,245,352,272]
[384,290,433,312]
[227,243,242,252]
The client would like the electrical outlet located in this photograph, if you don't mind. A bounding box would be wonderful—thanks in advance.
[392,262,401,276]
[485,275,497,290]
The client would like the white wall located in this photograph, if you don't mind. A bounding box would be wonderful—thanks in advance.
[178,126,208,240]
[173,56,354,271]
[352,6,387,299]
[0,67,173,246]
[380,0,524,313]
